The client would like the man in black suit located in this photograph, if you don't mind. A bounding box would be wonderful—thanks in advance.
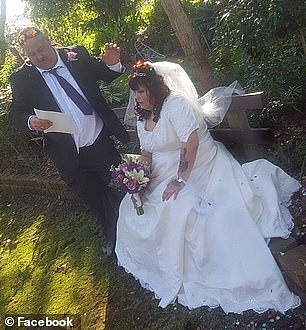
[9,27,130,256]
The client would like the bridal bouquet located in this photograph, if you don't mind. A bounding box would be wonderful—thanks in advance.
[110,154,151,216]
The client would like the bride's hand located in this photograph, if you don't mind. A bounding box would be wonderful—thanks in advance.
[131,194,138,209]
[162,179,185,201]
[131,192,144,209]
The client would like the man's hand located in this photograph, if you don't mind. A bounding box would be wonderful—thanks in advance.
[162,179,185,202]
[100,43,121,66]
[29,116,53,132]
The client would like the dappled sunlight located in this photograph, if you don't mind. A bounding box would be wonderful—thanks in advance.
[0,196,111,326]
[99,277,109,330]
[6,267,52,313]
[81,276,110,329]
[0,214,46,313]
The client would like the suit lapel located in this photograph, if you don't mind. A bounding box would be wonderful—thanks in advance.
[26,63,61,112]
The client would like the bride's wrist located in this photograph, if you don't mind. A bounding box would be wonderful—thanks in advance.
[175,176,187,185]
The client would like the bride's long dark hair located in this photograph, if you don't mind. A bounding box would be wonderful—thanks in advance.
[129,61,170,122]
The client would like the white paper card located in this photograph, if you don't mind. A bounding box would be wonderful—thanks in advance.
[34,108,76,134]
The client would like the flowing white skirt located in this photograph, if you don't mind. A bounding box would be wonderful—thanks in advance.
[115,135,301,314]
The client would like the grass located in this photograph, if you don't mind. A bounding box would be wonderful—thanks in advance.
[0,193,304,330]
[0,195,110,327]
[0,106,54,178]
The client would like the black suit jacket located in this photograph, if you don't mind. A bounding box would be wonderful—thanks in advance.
[9,46,129,179]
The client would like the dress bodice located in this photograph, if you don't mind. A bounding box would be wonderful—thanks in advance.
[137,94,204,153]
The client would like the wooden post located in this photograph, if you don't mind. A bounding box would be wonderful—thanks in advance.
[226,92,264,159]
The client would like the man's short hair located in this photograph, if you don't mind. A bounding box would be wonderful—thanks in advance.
[18,26,43,45]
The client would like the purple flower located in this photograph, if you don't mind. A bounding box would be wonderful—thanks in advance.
[119,163,128,171]
[128,163,136,171]
[110,158,151,195]
[67,51,78,62]
[117,174,124,183]
[126,179,138,193]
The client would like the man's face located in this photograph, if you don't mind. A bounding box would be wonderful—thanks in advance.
[23,35,57,70]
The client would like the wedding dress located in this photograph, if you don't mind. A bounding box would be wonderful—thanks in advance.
[115,64,301,314]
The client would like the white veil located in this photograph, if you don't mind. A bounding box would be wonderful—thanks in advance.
[123,61,244,128]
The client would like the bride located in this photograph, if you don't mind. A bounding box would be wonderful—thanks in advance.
[115,61,301,314]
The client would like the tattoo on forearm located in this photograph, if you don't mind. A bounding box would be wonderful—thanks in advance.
[179,148,188,172]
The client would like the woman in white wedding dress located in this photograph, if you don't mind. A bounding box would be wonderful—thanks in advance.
[115,61,301,314]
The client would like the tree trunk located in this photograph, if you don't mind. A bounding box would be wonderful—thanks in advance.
[0,0,6,65]
[160,0,215,93]
[299,29,306,56]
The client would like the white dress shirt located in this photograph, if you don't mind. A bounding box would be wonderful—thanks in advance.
[29,49,122,151]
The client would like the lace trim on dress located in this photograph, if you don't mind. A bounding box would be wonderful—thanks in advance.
[117,249,181,308]
[117,250,301,314]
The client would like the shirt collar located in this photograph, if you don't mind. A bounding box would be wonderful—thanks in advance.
[37,48,65,74]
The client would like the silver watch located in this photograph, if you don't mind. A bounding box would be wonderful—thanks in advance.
[176,177,187,185]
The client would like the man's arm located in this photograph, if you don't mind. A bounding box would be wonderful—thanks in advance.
[76,46,124,83]
[8,73,34,132]
[8,73,52,132]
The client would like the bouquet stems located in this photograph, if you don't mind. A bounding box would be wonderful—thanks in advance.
[132,193,144,216]
[136,205,144,216]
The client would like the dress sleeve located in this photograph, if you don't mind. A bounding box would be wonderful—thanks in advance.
[165,96,200,143]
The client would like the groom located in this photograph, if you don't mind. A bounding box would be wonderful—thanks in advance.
[8,26,130,256]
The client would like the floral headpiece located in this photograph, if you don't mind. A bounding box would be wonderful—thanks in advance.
[18,27,42,45]
[132,72,147,77]
[131,61,154,78]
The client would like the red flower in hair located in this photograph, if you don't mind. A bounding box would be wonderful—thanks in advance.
[132,61,154,77]
[132,61,148,71]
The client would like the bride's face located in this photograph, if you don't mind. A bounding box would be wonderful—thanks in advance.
[135,87,154,111]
